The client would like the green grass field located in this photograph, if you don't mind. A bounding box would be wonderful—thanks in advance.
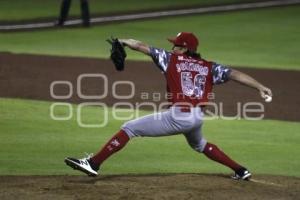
[0,98,299,177]
[0,0,265,21]
[1,4,299,178]
[1,5,299,70]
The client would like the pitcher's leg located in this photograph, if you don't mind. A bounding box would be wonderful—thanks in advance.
[184,126,207,152]
[90,130,129,168]
[184,127,246,173]
[203,142,251,180]
[122,111,180,138]
[89,110,178,169]
[203,143,242,171]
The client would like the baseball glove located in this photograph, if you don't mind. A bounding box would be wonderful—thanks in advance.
[106,37,127,71]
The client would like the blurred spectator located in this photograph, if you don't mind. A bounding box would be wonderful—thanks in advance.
[57,0,90,27]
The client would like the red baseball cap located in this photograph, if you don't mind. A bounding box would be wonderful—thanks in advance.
[168,32,199,51]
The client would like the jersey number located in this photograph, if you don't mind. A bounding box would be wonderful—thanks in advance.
[181,72,206,98]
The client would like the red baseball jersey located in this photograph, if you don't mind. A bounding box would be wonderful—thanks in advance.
[166,53,213,106]
[150,47,232,106]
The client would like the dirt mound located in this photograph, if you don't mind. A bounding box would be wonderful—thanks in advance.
[0,174,299,200]
[1,52,300,121]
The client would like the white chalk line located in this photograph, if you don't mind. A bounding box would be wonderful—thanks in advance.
[0,0,300,30]
[250,178,284,187]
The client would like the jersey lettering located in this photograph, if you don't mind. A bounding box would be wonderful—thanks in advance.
[181,72,194,96]
[194,74,206,98]
[180,72,206,98]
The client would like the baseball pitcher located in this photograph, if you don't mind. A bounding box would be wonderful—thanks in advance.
[65,32,272,180]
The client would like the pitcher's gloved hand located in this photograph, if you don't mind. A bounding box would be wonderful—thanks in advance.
[106,37,127,71]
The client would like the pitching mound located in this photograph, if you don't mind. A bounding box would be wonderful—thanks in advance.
[0,174,299,200]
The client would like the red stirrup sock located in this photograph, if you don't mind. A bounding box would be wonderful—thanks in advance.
[203,142,242,171]
[90,130,130,168]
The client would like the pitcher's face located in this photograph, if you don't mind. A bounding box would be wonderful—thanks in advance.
[172,46,187,54]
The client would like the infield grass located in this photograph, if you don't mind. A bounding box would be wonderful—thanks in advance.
[0,0,266,21]
[0,98,299,177]
[0,5,300,70]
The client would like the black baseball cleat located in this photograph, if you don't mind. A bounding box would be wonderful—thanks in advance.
[64,155,99,177]
[231,167,252,181]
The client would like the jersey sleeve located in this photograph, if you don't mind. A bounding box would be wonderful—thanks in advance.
[149,47,171,72]
[211,62,232,85]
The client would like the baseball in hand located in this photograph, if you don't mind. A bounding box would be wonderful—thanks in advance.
[264,95,272,103]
